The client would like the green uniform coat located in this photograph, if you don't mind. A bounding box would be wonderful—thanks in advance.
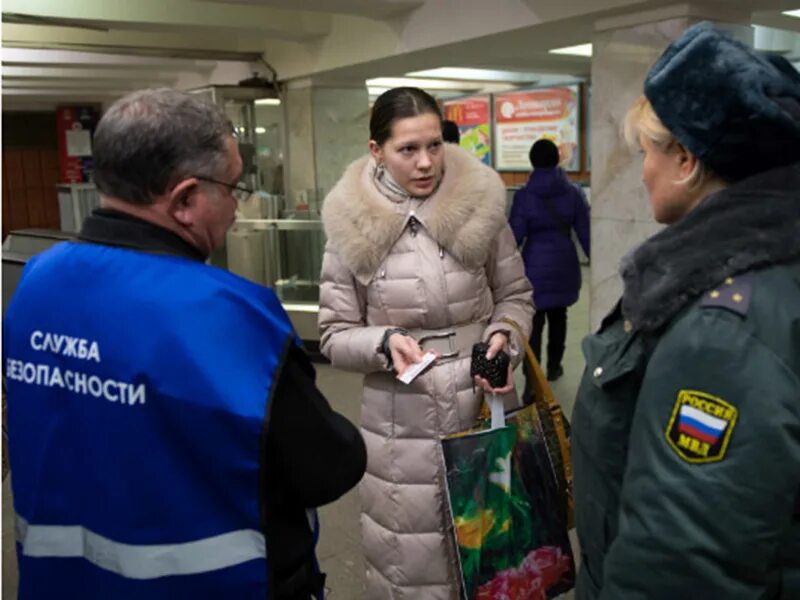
[573,163,800,599]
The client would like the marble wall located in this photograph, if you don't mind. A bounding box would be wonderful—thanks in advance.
[312,87,371,201]
[285,86,316,203]
[588,16,751,330]
[284,84,369,210]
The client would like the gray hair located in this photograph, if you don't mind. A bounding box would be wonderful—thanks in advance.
[93,89,234,205]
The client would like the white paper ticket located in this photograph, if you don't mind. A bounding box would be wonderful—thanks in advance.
[397,351,437,384]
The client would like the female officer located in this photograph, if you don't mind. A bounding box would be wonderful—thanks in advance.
[318,87,532,599]
[572,22,800,599]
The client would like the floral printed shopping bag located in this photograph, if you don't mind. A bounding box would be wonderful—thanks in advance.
[442,318,575,599]
[441,411,575,600]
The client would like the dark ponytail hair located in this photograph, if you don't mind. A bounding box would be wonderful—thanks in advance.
[369,87,442,146]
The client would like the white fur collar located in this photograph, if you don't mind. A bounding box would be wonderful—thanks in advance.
[322,144,507,283]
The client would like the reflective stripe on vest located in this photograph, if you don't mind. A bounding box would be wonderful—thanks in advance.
[15,516,266,580]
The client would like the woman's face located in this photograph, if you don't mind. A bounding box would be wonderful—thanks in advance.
[369,113,444,197]
[640,135,698,224]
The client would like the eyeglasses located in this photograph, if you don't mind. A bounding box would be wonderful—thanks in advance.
[195,176,253,203]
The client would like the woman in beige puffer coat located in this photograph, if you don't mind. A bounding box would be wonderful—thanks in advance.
[319,87,533,599]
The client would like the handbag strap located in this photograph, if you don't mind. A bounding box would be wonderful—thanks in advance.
[500,318,574,496]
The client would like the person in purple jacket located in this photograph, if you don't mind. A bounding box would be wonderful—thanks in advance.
[509,138,590,383]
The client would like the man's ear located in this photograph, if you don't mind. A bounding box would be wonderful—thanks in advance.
[368,140,383,164]
[169,178,200,227]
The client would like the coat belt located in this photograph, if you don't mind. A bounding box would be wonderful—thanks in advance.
[405,322,486,360]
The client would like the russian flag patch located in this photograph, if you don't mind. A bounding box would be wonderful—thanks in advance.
[665,390,737,463]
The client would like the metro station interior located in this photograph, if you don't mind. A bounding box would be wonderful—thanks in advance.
[2,0,799,597]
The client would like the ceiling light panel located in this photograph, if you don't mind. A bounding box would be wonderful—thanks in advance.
[405,67,539,83]
[548,43,593,57]
[366,77,485,90]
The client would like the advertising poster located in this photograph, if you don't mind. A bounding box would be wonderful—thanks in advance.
[56,106,99,183]
[443,95,492,165]
[494,86,580,172]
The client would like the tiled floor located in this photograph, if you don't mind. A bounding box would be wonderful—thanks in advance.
[2,476,17,599]
[2,268,591,599]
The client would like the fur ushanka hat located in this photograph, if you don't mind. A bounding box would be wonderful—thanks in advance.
[644,21,800,182]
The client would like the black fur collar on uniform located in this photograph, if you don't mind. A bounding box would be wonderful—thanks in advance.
[621,162,800,333]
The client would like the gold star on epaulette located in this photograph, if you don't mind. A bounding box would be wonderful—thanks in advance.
[700,272,753,316]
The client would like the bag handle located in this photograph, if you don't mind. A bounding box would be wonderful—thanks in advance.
[500,318,574,504]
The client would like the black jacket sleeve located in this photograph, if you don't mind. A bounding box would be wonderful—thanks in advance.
[262,344,366,598]
[266,344,366,508]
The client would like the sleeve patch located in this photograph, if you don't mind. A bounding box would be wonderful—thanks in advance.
[665,389,738,464]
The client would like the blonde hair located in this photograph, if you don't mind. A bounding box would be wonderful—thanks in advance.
[623,95,715,190]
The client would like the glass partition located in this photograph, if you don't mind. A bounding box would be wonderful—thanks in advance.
[230,197,325,306]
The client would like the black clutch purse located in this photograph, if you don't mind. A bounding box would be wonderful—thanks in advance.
[470,342,510,388]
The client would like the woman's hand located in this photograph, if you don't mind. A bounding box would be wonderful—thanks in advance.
[474,332,514,394]
[387,333,424,376]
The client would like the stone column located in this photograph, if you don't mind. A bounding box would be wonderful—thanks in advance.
[277,79,369,318]
[589,5,753,330]
[283,79,370,210]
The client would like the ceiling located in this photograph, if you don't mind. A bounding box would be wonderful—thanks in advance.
[195,0,426,18]
[3,0,799,110]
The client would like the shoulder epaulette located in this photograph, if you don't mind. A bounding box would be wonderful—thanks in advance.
[700,272,753,317]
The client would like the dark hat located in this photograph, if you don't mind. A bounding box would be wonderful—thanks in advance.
[644,21,800,182]
[529,138,559,168]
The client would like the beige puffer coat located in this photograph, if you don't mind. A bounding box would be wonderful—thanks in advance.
[319,144,533,599]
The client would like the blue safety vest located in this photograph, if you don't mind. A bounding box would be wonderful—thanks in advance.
[4,241,305,599]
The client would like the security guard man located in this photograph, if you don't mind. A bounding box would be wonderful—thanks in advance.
[4,89,367,599]
[572,23,800,599]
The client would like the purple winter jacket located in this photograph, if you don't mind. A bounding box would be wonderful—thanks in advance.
[509,167,590,310]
